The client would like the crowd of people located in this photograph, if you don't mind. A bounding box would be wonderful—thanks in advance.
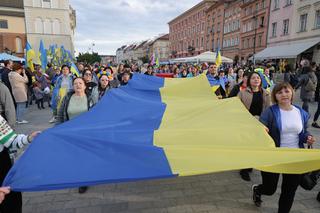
[0,59,320,213]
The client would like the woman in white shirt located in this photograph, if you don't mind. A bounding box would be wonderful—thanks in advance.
[252,82,315,213]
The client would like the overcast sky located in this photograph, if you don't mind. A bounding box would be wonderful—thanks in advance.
[69,0,202,55]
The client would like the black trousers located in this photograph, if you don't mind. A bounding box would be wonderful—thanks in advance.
[257,171,301,213]
[0,149,22,213]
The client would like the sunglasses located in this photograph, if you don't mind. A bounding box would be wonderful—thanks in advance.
[84,73,92,76]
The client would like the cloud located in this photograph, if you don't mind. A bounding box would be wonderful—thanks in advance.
[70,0,202,55]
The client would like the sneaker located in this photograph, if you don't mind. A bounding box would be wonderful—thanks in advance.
[49,117,57,123]
[252,184,262,207]
[312,122,320,129]
[78,186,88,194]
[240,170,251,181]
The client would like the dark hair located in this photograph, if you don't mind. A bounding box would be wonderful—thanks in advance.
[12,63,23,71]
[4,60,12,67]
[271,82,294,104]
[61,64,70,71]
[247,72,262,89]
[82,69,92,76]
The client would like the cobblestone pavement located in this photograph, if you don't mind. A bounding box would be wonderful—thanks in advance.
[15,94,320,213]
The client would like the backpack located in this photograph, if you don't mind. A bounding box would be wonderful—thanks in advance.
[304,75,317,92]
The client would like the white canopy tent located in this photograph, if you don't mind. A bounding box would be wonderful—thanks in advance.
[170,51,233,64]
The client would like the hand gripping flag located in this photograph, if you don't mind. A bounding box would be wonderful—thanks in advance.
[3,74,320,192]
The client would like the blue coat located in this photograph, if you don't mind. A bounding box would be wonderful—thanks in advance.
[259,104,311,148]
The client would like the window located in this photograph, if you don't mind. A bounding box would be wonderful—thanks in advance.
[256,3,259,12]
[42,0,51,8]
[53,19,60,34]
[201,37,204,47]
[258,35,262,47]
[0,20,8,29]
[274,0,279,10]
[34,17,43,33]
[285,0,292,6]
[15,37,23,53]
[260,16,265,27]
[283,19,289,35]
[261,0,266,9]
[44,18,52,34]
[316,10,320,29]
[272,22,277,37]
[247,38,250,48]
[33,0,41,7]
[299,14,308,32]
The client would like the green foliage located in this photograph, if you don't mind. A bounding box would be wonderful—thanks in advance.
[77,52,101,64]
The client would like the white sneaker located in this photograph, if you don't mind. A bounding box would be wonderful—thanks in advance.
[49,117,57,123]
[17,120,29,124]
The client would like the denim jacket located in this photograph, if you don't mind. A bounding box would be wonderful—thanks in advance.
[259,104,311,148]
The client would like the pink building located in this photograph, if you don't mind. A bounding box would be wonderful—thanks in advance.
[267,0,294,45]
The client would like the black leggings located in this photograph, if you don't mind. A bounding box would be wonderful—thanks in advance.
[314,101,320,122]
[257,171,301,213]
[0,149,22,213]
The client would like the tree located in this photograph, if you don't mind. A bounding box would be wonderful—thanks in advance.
[77,52,101,64]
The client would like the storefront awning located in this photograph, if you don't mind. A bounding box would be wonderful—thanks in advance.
[253,39,320,60]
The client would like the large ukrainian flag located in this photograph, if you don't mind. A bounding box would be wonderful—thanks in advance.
[3,74,320,191]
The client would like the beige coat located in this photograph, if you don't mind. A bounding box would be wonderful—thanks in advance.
[238,87,271,112]
[8,71,28,103]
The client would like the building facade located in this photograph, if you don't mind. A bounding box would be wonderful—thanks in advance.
[254,0,320,64]
[292,0,320,62]
[205,0,225,54]
[168,0,217,58]
[100,55,116,65]
[221,0,242,62]
[240,0,270,61]
[149,34,170,62]
[0,0,26,58]
[24,0,76,58]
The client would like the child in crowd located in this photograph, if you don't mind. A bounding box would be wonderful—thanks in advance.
[32,81,45,110]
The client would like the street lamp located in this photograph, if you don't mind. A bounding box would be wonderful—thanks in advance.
[252,9,258,66]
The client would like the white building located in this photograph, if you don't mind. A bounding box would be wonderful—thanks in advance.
[24,0,76,58]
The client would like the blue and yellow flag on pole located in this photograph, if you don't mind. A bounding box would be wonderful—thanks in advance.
[26,42,35,71]
[39,40,47,71]
[70,62,80,77]
[215,47,222,68]
[3,74,320,191]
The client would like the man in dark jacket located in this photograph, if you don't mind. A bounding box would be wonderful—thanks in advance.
[0,60,13,93]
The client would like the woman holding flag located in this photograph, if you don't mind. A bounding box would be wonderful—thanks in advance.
[238,72,271,181]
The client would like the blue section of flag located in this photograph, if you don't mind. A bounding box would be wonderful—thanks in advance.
[39,40,47,71]
[3,74,174,192]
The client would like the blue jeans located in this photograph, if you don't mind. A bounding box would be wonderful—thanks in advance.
[16,102,27,122]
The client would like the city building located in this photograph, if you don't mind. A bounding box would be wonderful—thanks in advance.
[0,0,26,58]
[168,0,217,58]
[116,45,127,64]
[100,55,116,65]
[255,0,320,64]
[205,0,225,55]
[148,34,170,62]
[240,0,270,61]
[221,0,242,62]
[24,0,76,59]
